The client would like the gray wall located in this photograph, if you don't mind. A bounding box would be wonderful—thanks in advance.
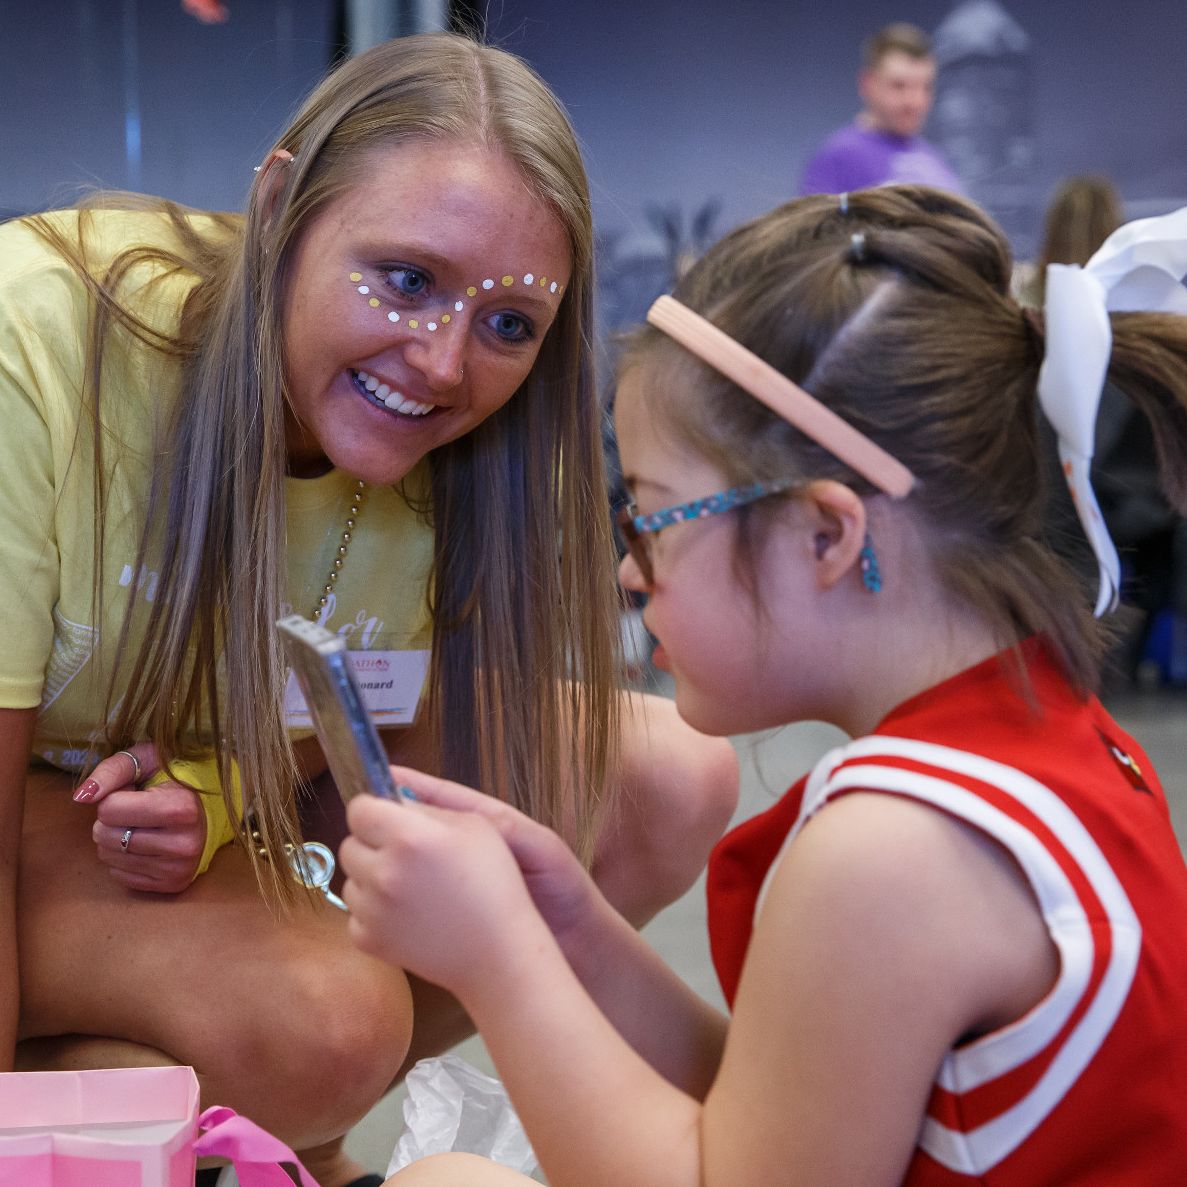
[481,0,1187,332]
[0,0,337,218]
[4,1,1184,328]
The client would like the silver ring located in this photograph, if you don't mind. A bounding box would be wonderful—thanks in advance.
[115,749,142,786]
[120,827,135,853]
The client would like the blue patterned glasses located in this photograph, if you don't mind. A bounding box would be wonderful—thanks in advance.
[616,480,796,585]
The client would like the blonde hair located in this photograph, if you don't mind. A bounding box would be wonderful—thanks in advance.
[27,33,619,897]
[624,185,1187,695]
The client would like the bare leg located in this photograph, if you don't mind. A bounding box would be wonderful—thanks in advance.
[18,767,413,1167]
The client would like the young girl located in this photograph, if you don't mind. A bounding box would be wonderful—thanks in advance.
[340,185,1187,1185]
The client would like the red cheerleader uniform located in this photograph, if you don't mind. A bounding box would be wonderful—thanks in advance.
[707,641,1187,1184]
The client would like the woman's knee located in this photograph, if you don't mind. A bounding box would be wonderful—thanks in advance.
[595,695,739,923]
[235,945,411,1110]
[387,1153,537,1186]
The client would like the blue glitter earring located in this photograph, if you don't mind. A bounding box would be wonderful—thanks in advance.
[859,532,882,593]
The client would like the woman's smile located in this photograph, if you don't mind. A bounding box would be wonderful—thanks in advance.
[280,139,572,484]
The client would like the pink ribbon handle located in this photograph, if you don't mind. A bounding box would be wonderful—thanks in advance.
[194,1106,321,1187]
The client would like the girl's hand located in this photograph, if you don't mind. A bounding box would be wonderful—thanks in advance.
[340,767,601,993]
[390,766,602,947]
[73,745,207,894]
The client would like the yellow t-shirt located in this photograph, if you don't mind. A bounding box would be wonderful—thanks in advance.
[0,208,434,778]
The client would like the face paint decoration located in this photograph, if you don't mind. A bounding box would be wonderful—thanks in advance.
[349,269,564,330]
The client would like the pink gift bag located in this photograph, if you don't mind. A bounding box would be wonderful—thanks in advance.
[0,1067,318,1187]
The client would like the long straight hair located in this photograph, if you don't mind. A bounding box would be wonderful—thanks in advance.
[27,33,620,897]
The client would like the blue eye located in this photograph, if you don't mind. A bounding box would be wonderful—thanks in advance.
[385,266,430,297]
[488,311,534,343]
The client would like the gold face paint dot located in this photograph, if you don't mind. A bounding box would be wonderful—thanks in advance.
[368,297,380,308]
[524,273,534,285]
[349,272,363,282]
[388,311,399,323]
[441,314,451,324]
[482,279,495,290]
[357,285,370,294]
[428,322,438,331]
[501,275,514,287]
[466,286,478,297]
[454,300,464,312]
[539,277,547,286]
[409,319,419,329]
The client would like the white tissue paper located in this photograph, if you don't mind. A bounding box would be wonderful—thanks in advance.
[387,1054,539,1178]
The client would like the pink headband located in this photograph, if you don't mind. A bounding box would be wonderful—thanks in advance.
[646,295,916,499]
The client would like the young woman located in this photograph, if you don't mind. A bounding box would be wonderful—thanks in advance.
[1,33,737,1187]
[341,185,1187,1185]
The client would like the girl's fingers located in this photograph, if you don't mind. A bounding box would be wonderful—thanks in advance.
[72,743,160,804]
[386,765,533,834]
[386,765,492,809]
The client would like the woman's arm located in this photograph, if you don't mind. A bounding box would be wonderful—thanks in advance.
[0,707,37,1071]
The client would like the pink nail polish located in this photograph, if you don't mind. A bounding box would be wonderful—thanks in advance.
[73,779,100,803]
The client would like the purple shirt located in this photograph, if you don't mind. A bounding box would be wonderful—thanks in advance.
[798,123,962,196]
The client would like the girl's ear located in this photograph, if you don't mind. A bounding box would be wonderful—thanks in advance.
[255,148,294,228]
[805,479,867,590]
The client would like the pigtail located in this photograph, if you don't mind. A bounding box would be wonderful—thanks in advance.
[1106,312,1187,510]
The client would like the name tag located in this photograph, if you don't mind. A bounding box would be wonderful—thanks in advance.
[284,648,431,728]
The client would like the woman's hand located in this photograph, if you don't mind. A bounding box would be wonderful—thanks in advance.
[73,745,207,894]
[341,767,603,992]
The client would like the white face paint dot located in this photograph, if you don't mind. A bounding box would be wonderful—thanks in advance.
[454,300,464,312]
[549,281,558,293]
[482,278,495,290]
[388,311,399,323]
[357,285,370,294]
[428,322,438,331]
[523,273,534,285]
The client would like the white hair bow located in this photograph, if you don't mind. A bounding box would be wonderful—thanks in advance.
[1038,206,1187,616]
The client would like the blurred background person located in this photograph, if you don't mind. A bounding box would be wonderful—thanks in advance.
[798,22,962,196]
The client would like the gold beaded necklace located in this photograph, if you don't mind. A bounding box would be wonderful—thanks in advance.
[311,479,367,620]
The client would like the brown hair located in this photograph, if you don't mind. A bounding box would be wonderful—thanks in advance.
[26,32,619,896]
[623,185,1187,694]
[862,23,933,70]
[1034,175,1124,301]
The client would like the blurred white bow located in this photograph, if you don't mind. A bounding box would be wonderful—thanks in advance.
[1039,206,1187,616]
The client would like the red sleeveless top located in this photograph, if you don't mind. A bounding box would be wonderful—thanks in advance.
[707,643,1187,1183]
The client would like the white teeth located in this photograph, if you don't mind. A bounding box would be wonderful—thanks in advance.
[357,372,434,416]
